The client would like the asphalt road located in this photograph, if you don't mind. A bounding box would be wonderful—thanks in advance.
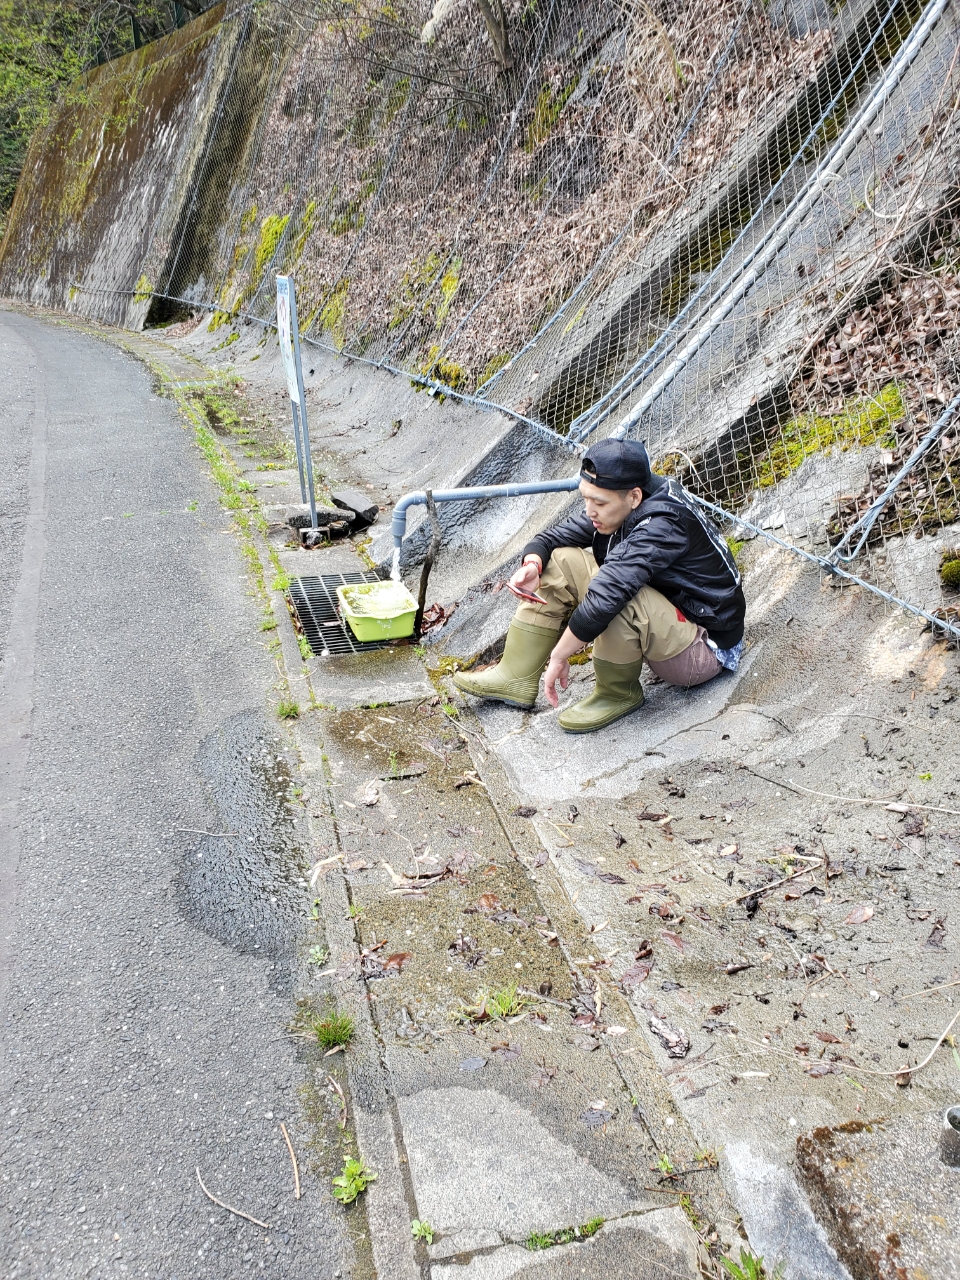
[0,310,352,1278]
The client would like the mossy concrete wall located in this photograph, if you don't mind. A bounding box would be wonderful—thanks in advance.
[0,4,244,327]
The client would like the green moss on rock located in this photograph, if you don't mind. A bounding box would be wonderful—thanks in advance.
[525,77,577,152]
[750,383,905,490]
[940,553,960,591]
[319,279,351,349]
[253,213,290,281]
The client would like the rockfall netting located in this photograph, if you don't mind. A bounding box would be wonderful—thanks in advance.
[121,0,960,637]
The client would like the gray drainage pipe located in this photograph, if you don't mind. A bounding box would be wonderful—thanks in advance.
[389,477,580,580]
[603,0,950,445]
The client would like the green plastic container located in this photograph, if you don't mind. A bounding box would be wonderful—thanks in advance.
[336,580,418,642]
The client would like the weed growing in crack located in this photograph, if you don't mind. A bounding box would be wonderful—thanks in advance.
[460,983,529,1023]
[693,1147,720,1168]
[719,1248,784,1280]
[307,944,330,966]
[276,699,300,720]
[297,634,312,661]
[488,983,528,1019]
[526,1218,604,1250]
[331,1157,376,1204]
[260,613,277,631]
[678,1192,703,1233]
[314,1011,355,1050]
[411,1220,434,1244]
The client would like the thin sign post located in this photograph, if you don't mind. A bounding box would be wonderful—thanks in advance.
[276,276,318,529]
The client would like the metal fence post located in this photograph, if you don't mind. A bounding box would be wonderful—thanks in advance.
[276,275,318,529]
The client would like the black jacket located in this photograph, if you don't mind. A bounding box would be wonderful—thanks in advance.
[522,479,745,648]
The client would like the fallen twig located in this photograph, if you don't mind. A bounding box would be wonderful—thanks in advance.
[724,861,823,906]
[738,765,805,796]
[279,1122,301,1201]
[901,978,960,999]
[544,819,574,847]
[309,853,344,886]
[843,1007,960,1080]
[784,779,960,816]
[326,1073,347,1128]
[664,1043,716,1076]
[517,986,569,1008]
[744,766,960,817]
[196,1167,271,1230]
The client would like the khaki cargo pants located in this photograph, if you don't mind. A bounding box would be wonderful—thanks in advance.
[514,547,721,688]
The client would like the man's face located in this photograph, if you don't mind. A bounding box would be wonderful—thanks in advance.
[579,479,643,534]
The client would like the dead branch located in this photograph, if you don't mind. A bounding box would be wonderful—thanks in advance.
[195,1168,271,1230]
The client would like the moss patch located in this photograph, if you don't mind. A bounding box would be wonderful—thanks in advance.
[940,550,960,592]
[477,351,513,388]
[387,249,462,332]
[748,383,905,491]
[319,279,351,349]
[252,213,290,281]
[416,343,467,396]
[525,77,578,152]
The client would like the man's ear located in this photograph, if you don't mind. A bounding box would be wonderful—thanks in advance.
[630,487,644,509]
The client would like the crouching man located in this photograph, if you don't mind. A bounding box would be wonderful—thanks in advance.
[454,438,746,733]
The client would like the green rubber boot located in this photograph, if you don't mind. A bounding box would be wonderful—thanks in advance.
[558,657,645,733]
[453,620,557,709]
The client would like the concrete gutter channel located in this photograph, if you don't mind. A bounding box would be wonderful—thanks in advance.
[47,311,952,1280]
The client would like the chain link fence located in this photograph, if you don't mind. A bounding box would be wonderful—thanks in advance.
[116,0,960,640]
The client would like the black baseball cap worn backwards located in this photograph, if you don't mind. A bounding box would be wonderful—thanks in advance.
[579,438,665,494]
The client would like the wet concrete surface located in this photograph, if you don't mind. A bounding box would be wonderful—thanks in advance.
[797,1113,960,1279]
[179,711,307,991]
[0,310,354,1279]
[315,699,709,1275]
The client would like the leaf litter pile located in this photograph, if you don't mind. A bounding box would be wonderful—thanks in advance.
[533,775,960,1101]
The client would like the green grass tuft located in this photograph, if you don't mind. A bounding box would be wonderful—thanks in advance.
[276,700,300,720]
[719,1247,784,1280]
[313,1011,355,1049]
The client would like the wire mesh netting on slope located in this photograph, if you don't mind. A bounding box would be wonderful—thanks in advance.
[50,0,960,641]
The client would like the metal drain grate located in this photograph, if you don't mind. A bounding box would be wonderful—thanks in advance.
[289,572,399,656]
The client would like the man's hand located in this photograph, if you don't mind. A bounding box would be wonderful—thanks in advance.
[542,626,586,707]
[509,557,541,594]
[542,654,570,708]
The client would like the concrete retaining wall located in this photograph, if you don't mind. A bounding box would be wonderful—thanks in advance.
[0,5,239,326]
